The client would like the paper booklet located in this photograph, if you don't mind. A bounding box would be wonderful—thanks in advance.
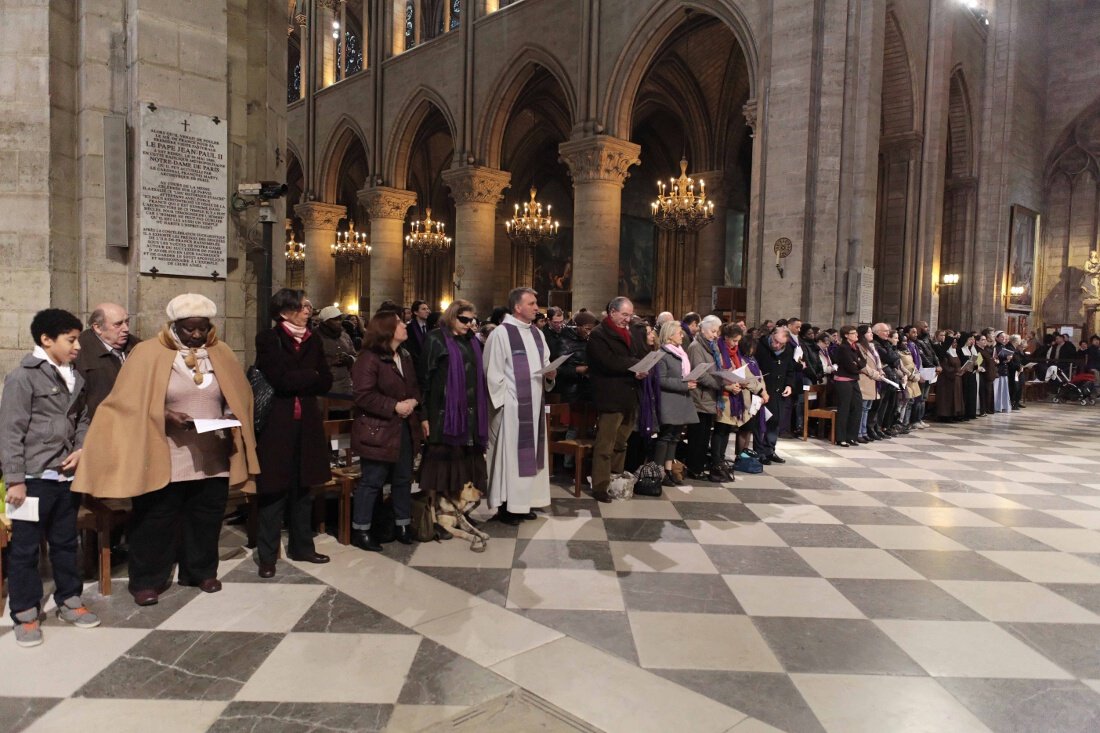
[629,349,664,375]
[192,418,243,434]
[5,496,40,522]
[918,367,938,384]
[683,362,715,382]
[716,365,763,386]
[534,353,572,376]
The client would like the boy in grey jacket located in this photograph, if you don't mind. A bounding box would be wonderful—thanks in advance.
[1,308,99,647]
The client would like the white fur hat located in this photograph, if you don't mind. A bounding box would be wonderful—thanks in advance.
[166,293,217,321]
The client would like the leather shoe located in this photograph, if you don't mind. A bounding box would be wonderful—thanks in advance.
[758,456,773,465]
[395,525,414,545]
[257,564,276,578]
[592,489,613,504]
[856,436,870,443]
[198,578,222,593]
[769,455,786,464]
[496,511,523,525]
[289,552,330,564]
[519,510,538,520]
[352,530,383,552]
[130,580,172,607]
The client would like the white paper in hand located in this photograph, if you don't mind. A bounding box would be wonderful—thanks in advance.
[6,497,40,522]
[534,353,571,376]
[629,349,664,375]
[192,418,243,434]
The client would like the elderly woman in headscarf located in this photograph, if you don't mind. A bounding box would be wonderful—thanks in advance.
[934,332,965,421]
[74,294,259,606]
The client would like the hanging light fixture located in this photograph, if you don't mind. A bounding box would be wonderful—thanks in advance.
[651,158,715,233]
[285,233,305,263]
[331,221,371,261]
[506,187,559,247]
[405,208,452,256]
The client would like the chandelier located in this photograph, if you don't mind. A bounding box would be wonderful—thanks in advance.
[331,221,370,261]
[405,208,452,256]
[285,234,305,263]
[651,158,715,233]
[506,187,559,247]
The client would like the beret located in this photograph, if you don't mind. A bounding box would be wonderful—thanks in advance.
[166,293,217,321]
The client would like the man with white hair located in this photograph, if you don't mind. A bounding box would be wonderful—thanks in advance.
[753,326,798,465]
[74,302,139,419]
[655,312,675,328]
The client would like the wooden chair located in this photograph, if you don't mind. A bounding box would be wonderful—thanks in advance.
[321,396,355,418]
[547,402,598,497]
[310,418,357,545]
[76,496,131,596]
[801,383,837,444]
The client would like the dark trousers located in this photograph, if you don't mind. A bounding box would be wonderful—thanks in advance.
[353,423,413,530]
[8,479,82,620]
[592,406,638,492]
[685,412,715,475]
[877,388,898,429]
[257,421,316,563]
[833,380,862,443]
[129,477,228,592]
[758,395,786,459]
[1009,371,1021,406]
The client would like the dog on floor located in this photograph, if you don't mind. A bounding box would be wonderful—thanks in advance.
[434,482,490,553]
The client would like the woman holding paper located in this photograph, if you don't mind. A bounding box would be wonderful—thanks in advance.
[73,294,259,605]
[254,289,334,577]
[959,332,981,420]
[719,323,766,457]
[686,316,741,482]
[934,333,965,421]
[654,321,700,486]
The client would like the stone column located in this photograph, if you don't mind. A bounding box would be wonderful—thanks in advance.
[360,186,416,314]
[693,171,728,315]
[294,201,345,309]
[558,135,640,313]
[441,166,511,315]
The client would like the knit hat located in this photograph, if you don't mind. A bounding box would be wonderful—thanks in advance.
[165,294,217,321]
[317,305,343,322]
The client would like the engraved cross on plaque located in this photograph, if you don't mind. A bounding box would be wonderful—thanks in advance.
[180,120,190,132]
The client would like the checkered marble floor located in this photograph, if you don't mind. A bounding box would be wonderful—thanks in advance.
[4,404,1100,732]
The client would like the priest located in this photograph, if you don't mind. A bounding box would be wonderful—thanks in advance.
[485,287,557,525]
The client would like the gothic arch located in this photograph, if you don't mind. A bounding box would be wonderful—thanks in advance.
[318,115,370,203]
[946,69,974,178]
[881,9,915,139]
[939,68,977,329]
[384,86,458,189]
[476,45,577,169]
[602,0,758,140]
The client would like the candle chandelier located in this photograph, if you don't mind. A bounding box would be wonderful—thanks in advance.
[651,158,715,233]
[506,187,559,247]
[285,233,305,263]
[405,208,452,256]
[331,221,370,261]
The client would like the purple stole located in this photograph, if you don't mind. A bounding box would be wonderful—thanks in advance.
[504,323,546,477]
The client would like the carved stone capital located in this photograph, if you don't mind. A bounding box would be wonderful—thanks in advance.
[558,135,641,187]
[294,201,346,230]
[358,187,417,220]
[442,166,511,205]
[742,99,758,131]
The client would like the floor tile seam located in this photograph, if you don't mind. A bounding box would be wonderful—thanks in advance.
[293,548,756,728]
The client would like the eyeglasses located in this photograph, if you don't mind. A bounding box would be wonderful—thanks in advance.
[301,302,314,312]
[456,315,476,325]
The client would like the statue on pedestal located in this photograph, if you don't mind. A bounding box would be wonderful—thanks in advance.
[1083,251,1100,301]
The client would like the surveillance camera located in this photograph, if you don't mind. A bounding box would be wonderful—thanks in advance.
[258,181,288,200]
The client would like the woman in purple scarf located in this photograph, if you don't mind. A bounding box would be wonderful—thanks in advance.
[419,299,490,507]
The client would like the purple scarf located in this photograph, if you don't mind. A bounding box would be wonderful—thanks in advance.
[906,341,922,370]
[442,330,489,448]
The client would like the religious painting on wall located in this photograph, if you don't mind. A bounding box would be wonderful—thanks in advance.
[1007,204,1039,312]
[619,215,655,310]
[532,226,573,300]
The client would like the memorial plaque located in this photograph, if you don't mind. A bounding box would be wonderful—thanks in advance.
[859,266,874,324]
[138,104,227,278]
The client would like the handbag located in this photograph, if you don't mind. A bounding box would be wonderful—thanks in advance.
[247,365,275,435]
[633,461,664,497]
[734,454,763,474]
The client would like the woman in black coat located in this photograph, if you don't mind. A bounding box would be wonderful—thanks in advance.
[350,311,424,552]
[832,325,866,447]
[254,289,334,578]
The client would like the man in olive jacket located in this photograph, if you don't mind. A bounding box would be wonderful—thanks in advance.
[585,297,649,502]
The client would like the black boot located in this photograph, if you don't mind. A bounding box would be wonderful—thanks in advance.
[662,470,678,487]
[395,525,414,545]
[352,530,383,552]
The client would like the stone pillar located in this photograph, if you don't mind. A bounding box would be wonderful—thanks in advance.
[441,166,511,315]
[693,171,728,315]
[295,201,345,309]
[558,135,640,313]
[360,186,417,314]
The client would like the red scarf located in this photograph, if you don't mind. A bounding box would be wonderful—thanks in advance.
[605,320,632,347]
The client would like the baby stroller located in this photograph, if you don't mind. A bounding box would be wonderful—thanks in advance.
[1045,366,1097,405]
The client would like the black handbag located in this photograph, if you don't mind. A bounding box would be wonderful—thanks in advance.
[634,461,664,497]
[247,365,275,435]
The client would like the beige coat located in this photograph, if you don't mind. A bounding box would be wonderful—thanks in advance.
[73,331,260,498]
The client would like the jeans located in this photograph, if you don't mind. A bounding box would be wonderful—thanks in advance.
[7,479,82,621]
[592,407,638,492]
[353,423,413,530]
[758,395,785,459]
[130,477,229,591]
[860,399,873,437]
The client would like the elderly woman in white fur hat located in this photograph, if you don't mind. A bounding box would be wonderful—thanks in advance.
[74,294,259,606]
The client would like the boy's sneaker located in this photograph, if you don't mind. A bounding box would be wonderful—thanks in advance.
[56,597,101,629]
[13,608,43,647]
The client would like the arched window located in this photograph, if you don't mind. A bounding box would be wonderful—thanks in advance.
[287,35,301,103]
[335,9,364,81]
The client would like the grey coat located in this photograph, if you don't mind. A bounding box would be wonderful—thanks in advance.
[687,338,724,414]
[657,349,700,426]
[1,353,90,486]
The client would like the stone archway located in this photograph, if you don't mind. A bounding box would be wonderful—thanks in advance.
[939,70,976,330]
[404,103,456,310]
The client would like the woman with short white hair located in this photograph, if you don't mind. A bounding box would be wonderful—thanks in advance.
[685,316,735,481]
[654,321,699,486]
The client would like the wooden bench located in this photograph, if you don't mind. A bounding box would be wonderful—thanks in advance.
[802,383,837,444]
[547,402,598,498]
[310,419,356,545]
[76,496,131,596]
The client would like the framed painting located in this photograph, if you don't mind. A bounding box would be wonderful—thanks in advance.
[1006,204,1039,312]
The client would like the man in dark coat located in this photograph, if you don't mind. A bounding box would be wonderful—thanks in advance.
[542,306,566,359]
[754,327,798,464]
[586,297,648,502]
[74,302,140,419]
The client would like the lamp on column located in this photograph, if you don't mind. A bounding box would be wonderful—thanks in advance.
[405,208,452,256]
[934,273,960,292]
[331,221,370,261]
[651,158,715,234]
[505,187,559,247]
